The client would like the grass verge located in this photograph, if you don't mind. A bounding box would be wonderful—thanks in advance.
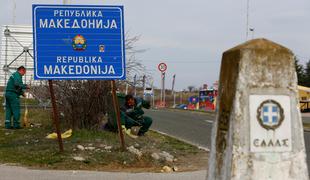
[0,97,208,172]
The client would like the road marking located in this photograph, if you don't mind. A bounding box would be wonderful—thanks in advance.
[204,120,214,124]
[151,129,210,151]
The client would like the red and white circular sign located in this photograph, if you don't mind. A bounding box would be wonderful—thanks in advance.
[158,62,167,72]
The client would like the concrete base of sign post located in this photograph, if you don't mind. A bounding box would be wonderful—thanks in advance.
[207,39,309,180]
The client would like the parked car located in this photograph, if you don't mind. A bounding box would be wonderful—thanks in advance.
[176,104,187,109]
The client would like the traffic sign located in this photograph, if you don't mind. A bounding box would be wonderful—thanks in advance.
[32,5,126,80]
[158,62,167,72]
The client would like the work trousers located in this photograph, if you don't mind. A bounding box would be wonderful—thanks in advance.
[124,116,153,134]
[5,93,21,129]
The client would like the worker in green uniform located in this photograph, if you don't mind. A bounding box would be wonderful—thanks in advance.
[120,94,152,136]
[5,66,29,129]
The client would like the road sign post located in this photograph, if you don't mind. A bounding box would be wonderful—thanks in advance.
[33,5,126,151]
[172,74,176,107]
[48,80,64,152]
[111,80,125,150]
[163,72,166,106]
[158,62,167,107]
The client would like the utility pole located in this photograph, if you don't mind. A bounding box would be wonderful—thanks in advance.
[180,91,183,105]
[142,75,146,97]
[250,28,255,39]
[133,74,137,96]
[12,0,16,24]
[151,80,155,108]
[246,0,250,40]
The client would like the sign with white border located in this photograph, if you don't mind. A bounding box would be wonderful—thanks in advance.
[250,95,292,152]
[32,5,125,80]
[158,62,167,72]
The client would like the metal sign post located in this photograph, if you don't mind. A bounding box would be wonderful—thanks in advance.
[48,80,64,152]
[33,5,126,151]
[111,80,125,150]
[172,74,176,107]
[160,75,163,106]
[163,72,166,106]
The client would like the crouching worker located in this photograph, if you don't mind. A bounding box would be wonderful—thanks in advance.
[5,66,29,129]
[120,95,152,136]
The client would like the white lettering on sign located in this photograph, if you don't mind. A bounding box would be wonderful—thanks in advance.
[39,19,117,29]
[56,56,103,64]
[43,65,115,75]
[249,95,292,152]
[53,10,104,18]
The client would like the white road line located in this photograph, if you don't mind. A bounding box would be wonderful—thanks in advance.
[204,120,214,124]
[151,129,210,151]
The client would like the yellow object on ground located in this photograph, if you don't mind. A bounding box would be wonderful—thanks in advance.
[122,125,138,139]
[46,129,72,139]
[23,108,30,128]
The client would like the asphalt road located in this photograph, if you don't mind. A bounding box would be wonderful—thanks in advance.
[145,109,310,173]
[146,109,214,149]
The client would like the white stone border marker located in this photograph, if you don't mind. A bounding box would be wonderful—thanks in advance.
[207,39,309,180]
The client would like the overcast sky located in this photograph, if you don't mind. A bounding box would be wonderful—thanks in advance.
[1,0,310,90]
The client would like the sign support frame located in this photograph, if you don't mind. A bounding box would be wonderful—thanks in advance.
[48,80,64,152]
[111,80,125,150]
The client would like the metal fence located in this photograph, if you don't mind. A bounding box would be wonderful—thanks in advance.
[0,25,36,87]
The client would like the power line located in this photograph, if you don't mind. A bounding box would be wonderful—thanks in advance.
[140,60,220,64]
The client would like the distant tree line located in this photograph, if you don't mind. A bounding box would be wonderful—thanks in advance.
[295,56,310,87]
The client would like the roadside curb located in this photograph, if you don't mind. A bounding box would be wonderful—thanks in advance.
[150,129,210,152]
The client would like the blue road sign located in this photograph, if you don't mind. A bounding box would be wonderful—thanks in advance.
[32,5,125,80]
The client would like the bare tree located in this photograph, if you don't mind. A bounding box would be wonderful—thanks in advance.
[121,33,152,88]
[54,80,110,130]
[187,85,195,92]
[49,33,148,130]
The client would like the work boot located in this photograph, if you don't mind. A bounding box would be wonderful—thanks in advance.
[13,123,21,129]
[5,126,12,129]
[5,122,12,129]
